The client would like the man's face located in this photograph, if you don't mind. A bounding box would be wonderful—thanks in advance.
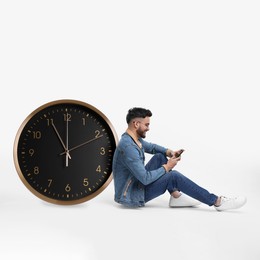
[136,117,150,138]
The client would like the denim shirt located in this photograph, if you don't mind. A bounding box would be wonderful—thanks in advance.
[112,132,167,207]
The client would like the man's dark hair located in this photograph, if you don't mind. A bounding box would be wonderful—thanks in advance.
[126,107,152,124]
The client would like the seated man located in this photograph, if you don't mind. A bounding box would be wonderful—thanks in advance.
[112,107,247,211]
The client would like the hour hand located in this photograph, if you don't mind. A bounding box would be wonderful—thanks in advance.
[60,134,103,155]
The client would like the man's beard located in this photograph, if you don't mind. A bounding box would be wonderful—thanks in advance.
[137,129,146,138]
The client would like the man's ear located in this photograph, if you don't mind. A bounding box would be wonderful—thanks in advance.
[132,120,139,129]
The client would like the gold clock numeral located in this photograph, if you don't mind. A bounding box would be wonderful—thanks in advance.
[100,147,105,155]
[64,113,71,122]
[47,118,54,126]
[65,184,71,192]
[34,166,39,175]
[32,131,41,139]
[96,165,101,173]
[83,178,89,187]
[48,179,52,187]
[95,130,101,138]
[28,149,35,156]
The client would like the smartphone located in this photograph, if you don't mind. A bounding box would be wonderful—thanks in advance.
[175,149,185,158]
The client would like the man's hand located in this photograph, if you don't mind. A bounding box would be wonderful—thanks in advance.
[166,149,175,157]
[166,149,184,158]
[163,156,181,172]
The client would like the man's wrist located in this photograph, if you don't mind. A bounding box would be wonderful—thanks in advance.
[162,164,169,173]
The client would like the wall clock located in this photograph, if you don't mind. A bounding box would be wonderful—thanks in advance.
[13,99,118,205]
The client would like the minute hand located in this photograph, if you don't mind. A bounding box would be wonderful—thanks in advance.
[52,122,71,159]
[60,135,103,155]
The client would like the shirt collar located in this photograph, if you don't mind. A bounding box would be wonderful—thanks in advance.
[126,129,142,148]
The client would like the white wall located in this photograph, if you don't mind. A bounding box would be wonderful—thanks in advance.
[2,0,259,195]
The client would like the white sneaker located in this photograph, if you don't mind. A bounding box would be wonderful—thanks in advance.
[169,193,201,207]
[214,196,247,211]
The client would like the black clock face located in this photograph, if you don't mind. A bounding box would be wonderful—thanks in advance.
[13,100,118,205]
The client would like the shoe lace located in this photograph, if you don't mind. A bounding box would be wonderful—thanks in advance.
[221,196,237,204]
[221,196,230,202]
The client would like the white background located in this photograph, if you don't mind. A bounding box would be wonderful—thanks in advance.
[1,1,260,259]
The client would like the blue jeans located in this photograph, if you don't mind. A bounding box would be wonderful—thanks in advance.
[144,154,218,206]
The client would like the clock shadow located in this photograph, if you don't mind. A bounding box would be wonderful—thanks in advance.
[40,201,89,208]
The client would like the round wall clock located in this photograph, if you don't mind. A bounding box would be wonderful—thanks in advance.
[13,99,118,205]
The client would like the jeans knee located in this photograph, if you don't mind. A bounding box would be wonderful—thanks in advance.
[170,170,183,179]
[153,153,167,165]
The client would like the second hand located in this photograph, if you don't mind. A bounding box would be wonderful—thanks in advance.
[65,114,70,167]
